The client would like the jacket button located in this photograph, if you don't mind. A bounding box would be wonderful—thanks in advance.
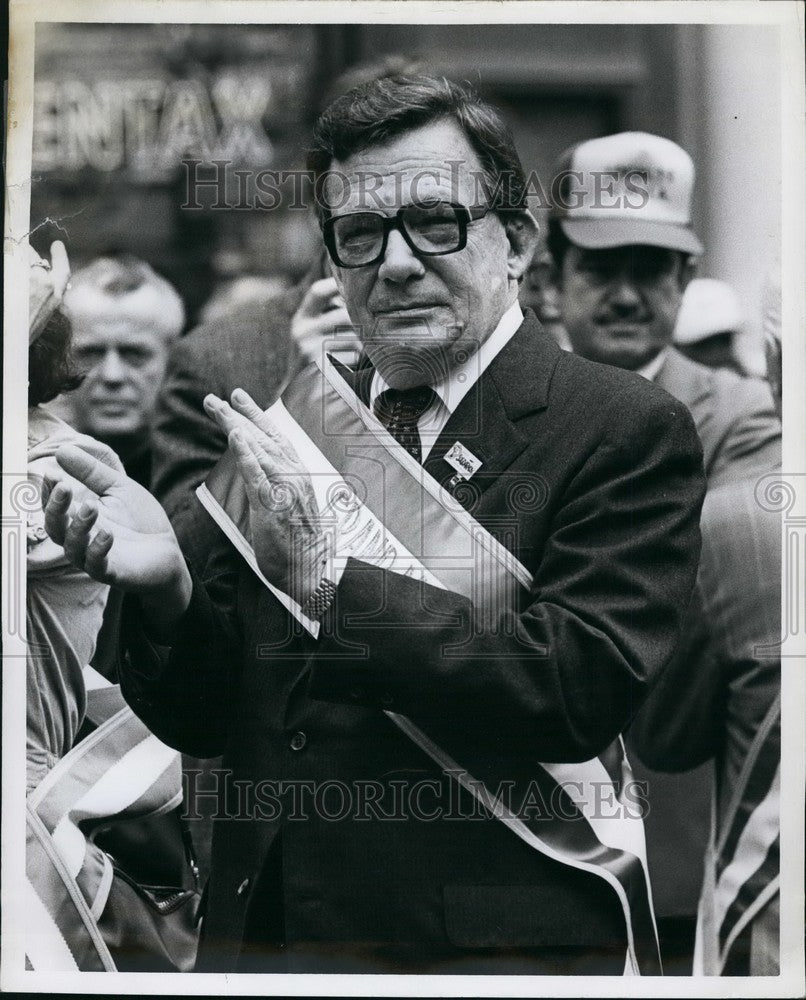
[236,877,250,897]
[289,731,307,751]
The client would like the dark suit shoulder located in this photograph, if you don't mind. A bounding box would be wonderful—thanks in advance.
[550,346,698,438]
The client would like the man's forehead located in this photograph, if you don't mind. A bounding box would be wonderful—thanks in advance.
[71,312,170,345]
[68,287,177,338]
[325,120,487,212]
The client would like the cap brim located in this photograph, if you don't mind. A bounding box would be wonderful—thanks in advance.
[560,218,703,256]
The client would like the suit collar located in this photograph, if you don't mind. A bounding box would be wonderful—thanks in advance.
[332,311,559,505]
[423,311,558,492]
[655,347,712,408]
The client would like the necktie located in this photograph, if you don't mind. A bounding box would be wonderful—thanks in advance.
[373,385,438,463]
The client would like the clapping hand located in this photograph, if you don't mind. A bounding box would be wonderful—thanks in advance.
[203,388,327,606]
[290,276,360,363]
[44,444,192,630]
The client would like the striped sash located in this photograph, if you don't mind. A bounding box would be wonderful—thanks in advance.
[197,357,662,975]
[694,694,781,975]
[25,682,183,971]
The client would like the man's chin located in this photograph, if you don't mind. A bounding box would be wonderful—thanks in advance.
[576,334,662,372]
[86,415,142,439]
[365,342,454,389]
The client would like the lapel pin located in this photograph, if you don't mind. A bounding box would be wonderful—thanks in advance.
[444,441,483,481]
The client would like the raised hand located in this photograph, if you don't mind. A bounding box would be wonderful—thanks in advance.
[290,276,359,363]
[44,443,192,627]
[29,240,71,344]
[203,388,327,606]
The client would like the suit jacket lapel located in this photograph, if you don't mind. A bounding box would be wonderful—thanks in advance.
[330,313,559,508]
[423,313,558,501]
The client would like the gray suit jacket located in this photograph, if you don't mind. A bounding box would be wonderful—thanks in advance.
[628,348,781,936]
[655,347,780,486]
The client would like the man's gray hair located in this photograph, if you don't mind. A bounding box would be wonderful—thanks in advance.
[67,255,185,336]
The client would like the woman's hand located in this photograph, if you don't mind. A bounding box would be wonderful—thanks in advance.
[44,443,193,630]
[29,240,71,344]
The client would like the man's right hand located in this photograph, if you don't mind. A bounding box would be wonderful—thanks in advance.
[44,443,193,632]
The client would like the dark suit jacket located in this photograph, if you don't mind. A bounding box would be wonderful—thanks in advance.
[120,313,706,973]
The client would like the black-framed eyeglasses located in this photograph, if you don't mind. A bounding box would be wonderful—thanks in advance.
[323,202,492,268]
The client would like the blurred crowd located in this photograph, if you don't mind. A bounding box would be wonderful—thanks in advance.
[25,66,782,978]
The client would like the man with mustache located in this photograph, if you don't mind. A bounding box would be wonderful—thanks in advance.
[44,77,705,975]
[546,132,781,971]
[547,132,780,488]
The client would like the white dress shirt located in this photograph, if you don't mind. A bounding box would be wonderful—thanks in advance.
[368,301,524,459]
[635,347,669,382]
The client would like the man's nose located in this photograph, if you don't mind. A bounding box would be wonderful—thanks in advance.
[97,349,126,384]
[377,228,425,283]
[606,273,644,313]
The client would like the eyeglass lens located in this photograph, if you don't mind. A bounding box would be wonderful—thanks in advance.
[332,203,464,265]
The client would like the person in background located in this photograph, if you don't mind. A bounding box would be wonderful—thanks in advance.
[58,256,185,487]
[630,268,783,975]
[546,130,781,973]
[519,246,571,349]
[547,131,780,489]
[197,274,292,327]
[673,277,744,374]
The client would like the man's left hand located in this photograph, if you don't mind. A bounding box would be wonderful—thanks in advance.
[203,388,327,606]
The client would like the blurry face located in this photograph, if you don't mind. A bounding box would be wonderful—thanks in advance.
[68,294,172,438]
[559,245,692,371]
[326,120,536,388]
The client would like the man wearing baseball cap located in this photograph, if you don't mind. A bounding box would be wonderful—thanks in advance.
[547,131,782,973]
[547,131,780,487]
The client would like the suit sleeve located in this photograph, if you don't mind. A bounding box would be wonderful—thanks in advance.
[308,384,707,763]
[708,376,781,487]
[117,544,244,759]
[629,481,781,771]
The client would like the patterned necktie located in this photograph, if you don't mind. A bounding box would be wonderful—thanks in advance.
[373,385,438,463]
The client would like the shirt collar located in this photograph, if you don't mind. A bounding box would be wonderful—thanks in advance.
[369,301,524,413]
[634,347,669,382]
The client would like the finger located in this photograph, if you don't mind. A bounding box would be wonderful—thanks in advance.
[204,394,254,439]
[43,481,74,545]
[229,388,274,431]
[304,307,353,340]
[62,501,99,569]
[297,277,340,317]
[84,528,114,583]
[55,444,125,496]
[48,240,71,302]
[228,428,269,510]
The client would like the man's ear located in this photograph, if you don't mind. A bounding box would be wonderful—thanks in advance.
[679,255,697,292]
[504,210,540,281]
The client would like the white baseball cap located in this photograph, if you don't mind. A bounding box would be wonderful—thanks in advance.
[674,279,743,345]
[550,132,703,255]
